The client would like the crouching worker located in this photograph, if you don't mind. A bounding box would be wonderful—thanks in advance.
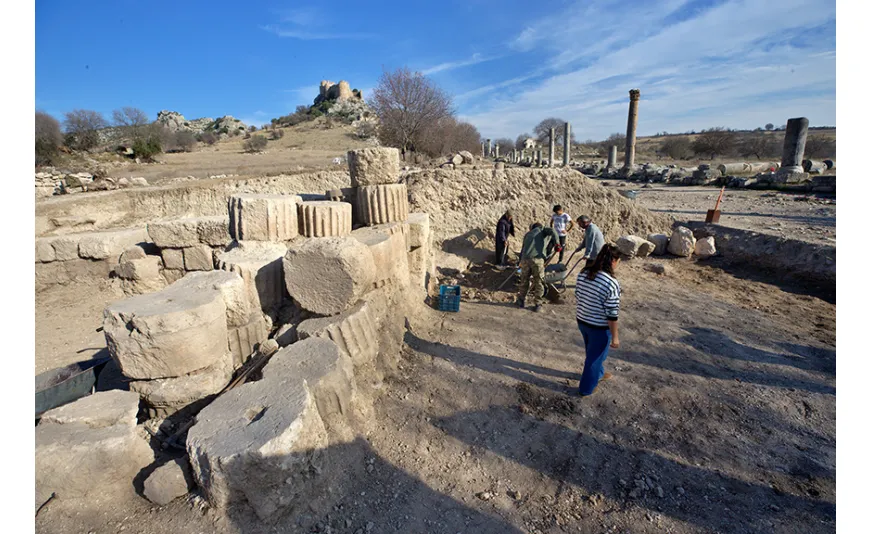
[516,222,559,312]
[574,243,622,396]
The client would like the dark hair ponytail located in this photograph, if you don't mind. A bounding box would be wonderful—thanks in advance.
[584,243,621,280]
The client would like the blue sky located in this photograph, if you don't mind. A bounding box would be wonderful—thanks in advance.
[35,0,835,140]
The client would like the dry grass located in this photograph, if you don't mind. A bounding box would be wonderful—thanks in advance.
[102,117,373,185]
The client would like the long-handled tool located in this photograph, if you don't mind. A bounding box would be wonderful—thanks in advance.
[705,186,725,223]
[495,247,559,291]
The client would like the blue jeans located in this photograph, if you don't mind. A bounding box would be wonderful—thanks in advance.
[577,319,612,395]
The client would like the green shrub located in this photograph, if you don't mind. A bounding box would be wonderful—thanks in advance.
[132,135,162,161]
[244,135,268,153]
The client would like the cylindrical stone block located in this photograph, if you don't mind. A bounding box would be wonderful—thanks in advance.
[357,184,409,225]
[780,117,809,172]
[563,123,570,166]
[299,201,352,237]
[608,146,618,167]
[548,128,555,167]
[228,194,301,242]
[495,144,500,159]
[487,139,492,157]
[624,89,640,170]
[347,147,400,186]
[216,242,288,314]
[103,282,230,379]
[717,163,751,175]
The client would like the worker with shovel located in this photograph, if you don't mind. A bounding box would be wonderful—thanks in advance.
[515,222,559,312]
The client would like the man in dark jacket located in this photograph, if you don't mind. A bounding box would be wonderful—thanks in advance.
[494,210,515,268]
[516,222,560,312]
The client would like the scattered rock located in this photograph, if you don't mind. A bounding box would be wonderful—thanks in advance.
[667,226,696,257]
[143,458,194,505]
[644,263,667,275]
[616,235,655,259]
[694,236,717,258]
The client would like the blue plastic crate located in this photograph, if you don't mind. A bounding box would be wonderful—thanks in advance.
[438,284,461,312]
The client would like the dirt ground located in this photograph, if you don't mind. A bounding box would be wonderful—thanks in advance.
[616,181,836,245]
[35,249,835,533]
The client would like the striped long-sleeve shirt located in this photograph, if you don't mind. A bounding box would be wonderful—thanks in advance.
[575,270,621,328]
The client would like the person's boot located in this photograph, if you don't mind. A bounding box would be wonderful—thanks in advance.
[601,372,613,381]
[530,304,542,312]
[515,297,525,308]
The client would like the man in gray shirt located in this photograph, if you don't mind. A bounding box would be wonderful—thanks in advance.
[575,215,605,262]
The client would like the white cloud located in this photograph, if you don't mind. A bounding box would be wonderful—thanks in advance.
[461,0,835,139]
[420,53,500,76]
[261,25,375,40]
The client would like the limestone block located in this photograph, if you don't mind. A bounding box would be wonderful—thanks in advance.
[347,147,400,186]
[351,225,410,289]
[143,458,193,506]
[263,338,355,427]
[283,237,375,315]
[103,279,230,379]
[667,226,697,257]
[357,184,409,225]
[173,270,252,328]
[297,301,378,369]
[184,245,215,271]
[162,269,185,284]
[36,392,153,502]
[458,151,474,165]
[406,212,430,248]
[694,236,717,259]
[186,356,329,520]
[148,216,230,248]
[161,248,185,270]
[229,193,301,242]
[217,241,288,314]
[78,228,150,260]
[408,246,431,291]
[52,236,81,261]
[116,256,163,281]
[119,245,147,263]
[228,313,269,367]
[39,390,140,429]
[36,239,56,263]
[646,233,669,256]
[616,235,655,259]
[130,355,233,418]
[299,201,352,237]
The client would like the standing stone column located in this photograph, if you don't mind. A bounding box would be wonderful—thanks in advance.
[779,117,809,173]
[487,139,492,158]
[481,142,485,158]
[548,128,555,168]
[608,145,618,168]
[536,150,542,167]
[623,89,640,171]
[563,122,571,166]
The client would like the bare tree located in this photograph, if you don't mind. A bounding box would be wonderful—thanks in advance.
[803,136,835,159]
[493,138,514,155]
[36,111,63,165]
[370,67,454,157]
[533,118,575,146]
[659,137,693,160]
[764,123,775,131]
[112,107,150,129]
[417,117,481,157]
[63,109,108,150]
[739,135,777,160]
[690,127,737,158]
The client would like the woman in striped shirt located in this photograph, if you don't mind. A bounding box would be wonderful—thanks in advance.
[574,243,623,396]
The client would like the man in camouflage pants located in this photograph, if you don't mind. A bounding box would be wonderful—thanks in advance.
[516,222,559,312]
